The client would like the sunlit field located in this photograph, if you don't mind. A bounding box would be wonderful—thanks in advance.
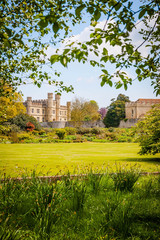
[0,143,159,177]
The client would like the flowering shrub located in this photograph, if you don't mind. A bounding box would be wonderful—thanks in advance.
[26,122,35,132]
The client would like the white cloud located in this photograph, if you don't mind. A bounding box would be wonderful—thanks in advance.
[45,16,156,64]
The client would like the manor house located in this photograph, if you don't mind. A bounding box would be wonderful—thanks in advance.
[125,98,160,119]
[120,98,160,128]
[24,93,71,122]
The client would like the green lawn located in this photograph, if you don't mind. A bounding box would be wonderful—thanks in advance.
[0,143,159,177]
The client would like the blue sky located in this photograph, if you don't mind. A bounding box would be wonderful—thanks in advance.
[18,13,159,108]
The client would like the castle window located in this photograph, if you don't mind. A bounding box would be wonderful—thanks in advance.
[42,117,45,122]
[132,109,134,117]
[37,109,40,113]
[53,110,55,114]
[37,117,40,122]
[42,109,45,114]
[32,109,34,113]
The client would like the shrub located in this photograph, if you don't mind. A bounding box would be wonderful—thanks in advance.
[64,127,77,135]
[38,130,46,136]
[0,135,9,143]
[9,113,41,131]
[17,132,33,142]
[108,127,115,132]
[26,122,35,132]
[56,129,66,139]
[0,124,11,135]
[105,131,117,141]
[10,132,19,143]
[77,128,92,135]
[74,135,83,142]
[91,127,103,135]
[10,124,21,133]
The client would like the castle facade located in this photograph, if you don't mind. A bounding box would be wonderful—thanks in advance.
[125,98,160,119]
[23,93,71,122]
[119,98,160,128]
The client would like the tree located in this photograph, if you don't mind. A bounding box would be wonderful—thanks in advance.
[103,94,130,127]
[99,107,107,120]
[135,104,160,155]
[0,87,26,123]
[83,100,100,121]
[1,0,160,96]
[9,113,41,131]
[71,97,100,122]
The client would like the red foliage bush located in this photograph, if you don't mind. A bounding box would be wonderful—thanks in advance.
[26,122,35,132]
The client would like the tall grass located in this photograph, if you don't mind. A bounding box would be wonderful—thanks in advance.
[0,168,160,240]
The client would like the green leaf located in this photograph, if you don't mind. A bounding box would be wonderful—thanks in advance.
[50,55,59,64]
[63,49,70,55]
[94,10,101,21]
[38,19,48,29]
[108,80,113,87]
[60,56,68,67]
[115,2,122,11]
[87,6,94,14]
[75,4,86,17]
[115,83,123,89]
[101,80,105,87]
[138,8,146,19]
[136,69,141,75]
[52,22,59,34]
[102,69,108,74]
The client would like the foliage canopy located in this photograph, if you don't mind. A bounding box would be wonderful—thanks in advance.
[1,0,160,96]
[71,97,100,122]
[0,87,26,123]
[103,94,130,127]
[135,104,160,155]
[9,113,41,131]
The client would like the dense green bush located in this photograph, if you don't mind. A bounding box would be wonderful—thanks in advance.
[17,132,34,142]
[9,113,41,131]
[135,104,160,155]
[56,129,66,140]
[64,127,77,135]
[91,127,104,135]
[0,124,11,135]
[0,125,136,144]
[77,128,92,135]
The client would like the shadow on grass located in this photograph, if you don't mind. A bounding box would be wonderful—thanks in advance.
[122,157,160,164]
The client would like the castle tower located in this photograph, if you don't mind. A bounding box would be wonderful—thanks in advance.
[67,101,71,121]
[26,97,32,115]
[55,94,61,121]
[47,93,53,122]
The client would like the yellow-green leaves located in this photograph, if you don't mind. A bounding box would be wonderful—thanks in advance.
[75,4,86,17]
[50,55,59,64]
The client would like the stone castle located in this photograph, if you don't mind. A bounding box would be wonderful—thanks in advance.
[125,98,160,119]
[23,93,71,122]
[120,98,160,128]
[24,94,160,127]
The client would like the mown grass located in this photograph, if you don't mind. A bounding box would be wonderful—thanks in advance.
[0,143,159,177]
[0,168,160,240]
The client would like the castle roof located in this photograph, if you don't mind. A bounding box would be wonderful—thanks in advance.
[136,98,160,104]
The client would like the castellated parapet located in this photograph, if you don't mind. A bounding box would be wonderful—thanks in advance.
[24,93,71,122]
